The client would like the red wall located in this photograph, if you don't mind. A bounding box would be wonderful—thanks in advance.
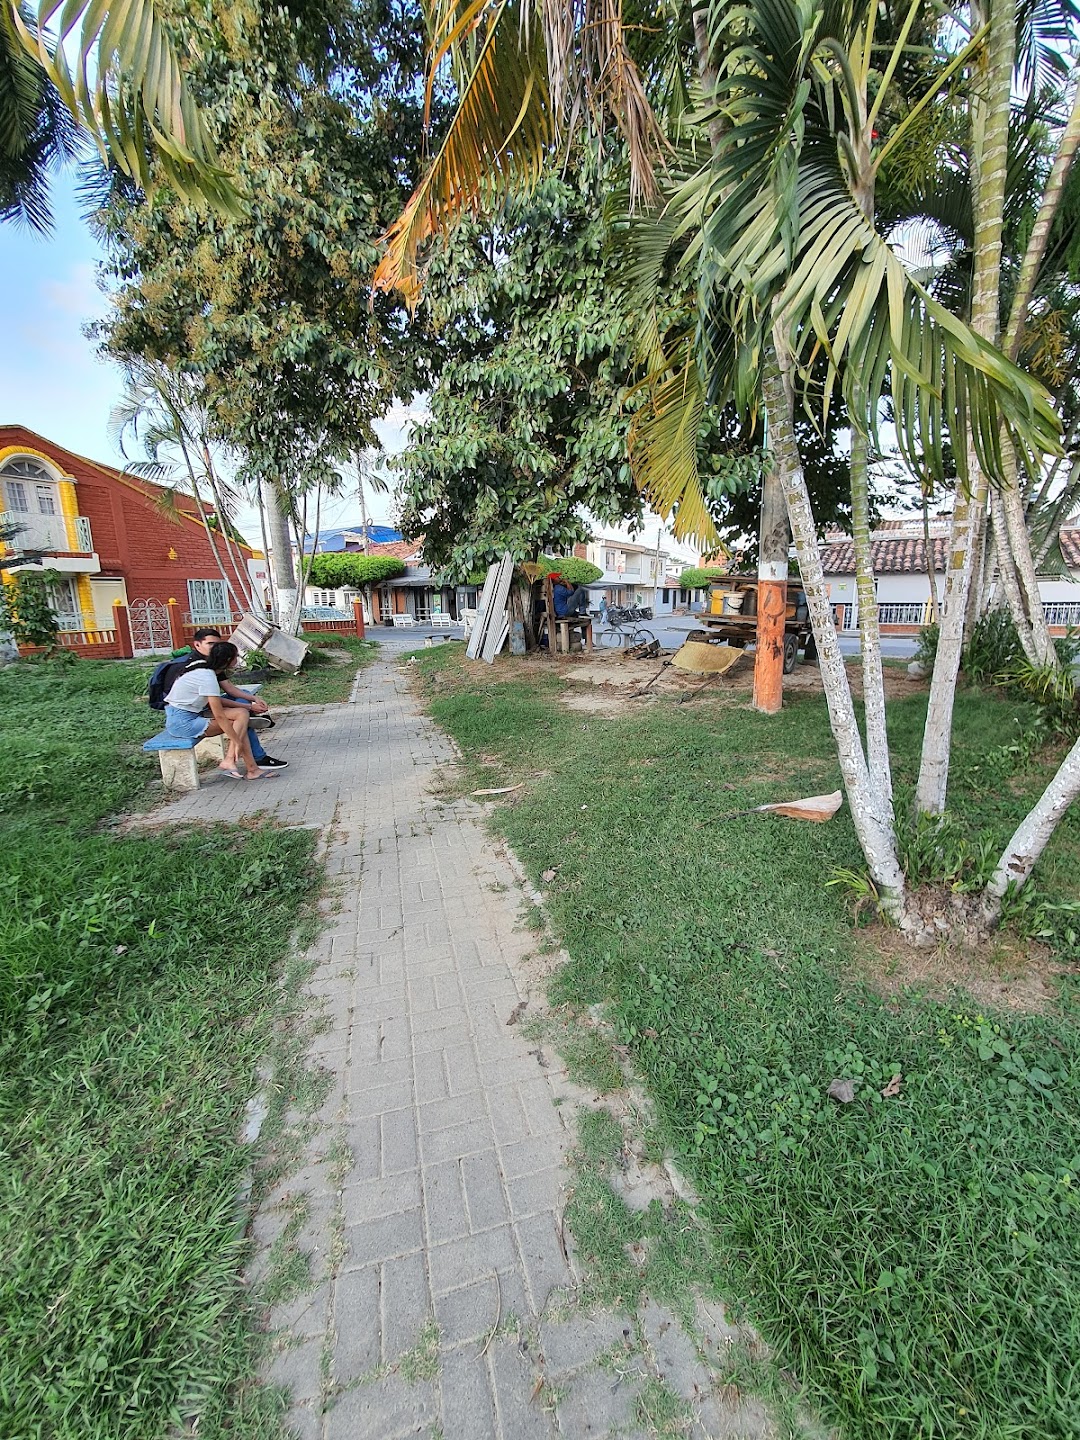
[0,425,256,608]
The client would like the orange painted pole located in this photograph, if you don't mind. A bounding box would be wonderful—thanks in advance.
[352,598,366,638]
[112,600,135,659]
[752,466,789,714]
[166,596,186,650]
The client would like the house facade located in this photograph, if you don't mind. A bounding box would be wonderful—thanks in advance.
[574,535,699,611]
[0,424,262,652]
[820,519,1080,634]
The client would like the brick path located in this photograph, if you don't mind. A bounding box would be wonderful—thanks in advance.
[143,650,776,1439]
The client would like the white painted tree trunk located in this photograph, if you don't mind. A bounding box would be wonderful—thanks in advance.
[917,0,1014,815]
[999,447,1057,664]
[850,427,892,807]
[764,339,909,917]
[989,487,1041,664]
[983,731,1080,918]
[263,477,298,630]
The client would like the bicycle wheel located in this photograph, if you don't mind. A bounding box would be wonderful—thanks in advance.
[599,626,623,648]
[631,628,656,647]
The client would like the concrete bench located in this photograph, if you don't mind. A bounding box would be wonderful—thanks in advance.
[143,730,228,792]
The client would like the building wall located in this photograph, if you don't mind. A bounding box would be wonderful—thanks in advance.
[0,426,256,627]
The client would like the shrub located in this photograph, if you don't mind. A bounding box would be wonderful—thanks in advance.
[307,553,406,589]
[913,621,939,669]
[963,607,1020,679]
[539,555,603,585]
[679,567,729,590]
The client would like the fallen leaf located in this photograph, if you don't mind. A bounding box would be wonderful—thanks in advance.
[530,1376,544,1403]
[643,1027,659,1039]
[827,1078,856,1104]
[541,868,557,883]
[506,1001,527,1027]
[471,783,525,797]
[881,1073,902,1099]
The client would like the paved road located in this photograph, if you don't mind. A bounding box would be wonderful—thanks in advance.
[137,653,774,1439]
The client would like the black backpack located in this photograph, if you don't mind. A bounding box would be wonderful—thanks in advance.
[147,654,207,710]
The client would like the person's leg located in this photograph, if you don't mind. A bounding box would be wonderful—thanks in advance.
[568,587,591,616]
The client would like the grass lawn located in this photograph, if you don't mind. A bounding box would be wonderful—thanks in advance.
[249,634,378,706]
[414,647,1080,1440]
[0,656,318,1439]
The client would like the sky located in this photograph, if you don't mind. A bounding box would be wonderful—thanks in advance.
[0,174,695,562]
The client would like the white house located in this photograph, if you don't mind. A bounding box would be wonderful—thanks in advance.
[820,519,1080,633]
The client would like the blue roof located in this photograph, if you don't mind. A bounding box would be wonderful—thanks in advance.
[305,523,404,553]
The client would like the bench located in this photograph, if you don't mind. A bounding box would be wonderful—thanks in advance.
[393,614,416,627]
[143,730,229,792]
[429,613,456,629]
[540,576,593,654]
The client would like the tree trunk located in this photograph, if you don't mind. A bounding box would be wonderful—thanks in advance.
[997,451,1056,662]
[982,731,1080,920]
[917,0,1014,815]
[989,484,1040,664]
[764,336,910,918]
[263,477,298,628]
[921,493,940,623]
[850,426,892,806]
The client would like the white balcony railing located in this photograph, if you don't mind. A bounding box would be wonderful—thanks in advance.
[3,513,68,553]
[1044,601,1080,628]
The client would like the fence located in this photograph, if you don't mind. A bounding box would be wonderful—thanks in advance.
[18,626,126,660]
[1044,601,1080,630]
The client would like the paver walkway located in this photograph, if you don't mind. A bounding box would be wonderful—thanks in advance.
[144,651,774,1439]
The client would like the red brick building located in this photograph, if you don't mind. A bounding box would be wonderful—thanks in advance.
[0,424,266,651]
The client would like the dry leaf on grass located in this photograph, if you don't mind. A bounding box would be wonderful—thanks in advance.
[827,1078,855,1103]
[881,1073,903,1098]
[471,783,524,797]
[541,868,557,882]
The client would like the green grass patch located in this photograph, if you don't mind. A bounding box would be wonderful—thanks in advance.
[253,635,378,706]
[0,657,318,1438]
[413,648,1080,1439]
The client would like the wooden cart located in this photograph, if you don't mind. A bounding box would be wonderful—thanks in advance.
[687,575,816,673]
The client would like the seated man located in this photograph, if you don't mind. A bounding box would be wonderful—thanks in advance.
[550,573,592,619]
[163,627,289,770]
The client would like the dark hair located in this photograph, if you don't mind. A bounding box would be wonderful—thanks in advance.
[207,640,239,676]
[193,626,223,642]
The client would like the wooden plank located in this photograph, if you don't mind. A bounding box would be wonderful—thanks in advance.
[467,561,500,660]
[481,554,515,664]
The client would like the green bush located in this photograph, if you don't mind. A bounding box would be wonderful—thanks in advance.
[678,566,729,590]
[963,607,1021,679]
[539,555,603,585]
[307,552,406,588]
[913,621,939,668]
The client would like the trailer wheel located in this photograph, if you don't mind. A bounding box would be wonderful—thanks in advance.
[783,633,798,673]
[804,633,818,664]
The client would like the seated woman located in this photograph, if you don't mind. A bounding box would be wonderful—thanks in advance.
[163,640,268,781]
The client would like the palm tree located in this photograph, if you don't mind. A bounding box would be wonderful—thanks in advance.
[1,0,234,213]
[377,0,1080,941]
[110,361,260,615]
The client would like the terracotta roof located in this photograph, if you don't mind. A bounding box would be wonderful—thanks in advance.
[822,527,1080,575]
[366,539,423,562]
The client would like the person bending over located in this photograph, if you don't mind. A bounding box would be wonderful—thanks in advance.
[164,641,268,781]
[550,574,592,618]
[167,627,288,770]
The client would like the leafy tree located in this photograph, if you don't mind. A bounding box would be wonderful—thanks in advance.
[0,6,77,230]
[97,0,435,624]
[394,167,646,576]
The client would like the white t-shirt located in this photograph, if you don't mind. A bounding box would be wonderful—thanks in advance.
[166,667,222,713]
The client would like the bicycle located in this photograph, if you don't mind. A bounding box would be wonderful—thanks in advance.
[595,605,657,649]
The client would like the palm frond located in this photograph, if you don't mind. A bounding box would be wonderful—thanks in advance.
[628,347,719,546]
[8,0,239,209]
[374,0,552,304]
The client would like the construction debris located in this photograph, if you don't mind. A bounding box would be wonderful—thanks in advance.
[671,641,745,676]
[712,790,845,824]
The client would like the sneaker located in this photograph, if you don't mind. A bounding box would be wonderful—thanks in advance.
[257,755,289,769]
[249,714,274,732]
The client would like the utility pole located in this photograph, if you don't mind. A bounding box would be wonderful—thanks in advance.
[653,526,663,615]
[356,453,370,553]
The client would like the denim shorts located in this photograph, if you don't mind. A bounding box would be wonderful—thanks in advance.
[164,704,211,742]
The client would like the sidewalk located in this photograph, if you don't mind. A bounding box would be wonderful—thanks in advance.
[143,653,773,1439]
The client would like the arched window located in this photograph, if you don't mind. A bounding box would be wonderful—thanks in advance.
[1,456,66,551]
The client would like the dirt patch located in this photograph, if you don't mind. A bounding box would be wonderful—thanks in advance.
[859,924,1077,1014]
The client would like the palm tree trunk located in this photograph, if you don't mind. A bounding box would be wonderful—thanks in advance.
[850,426,892,806]
[921,493,940,623]
[764,336,908,917]
[982,731,1080,920]
[998,446,1056,662]
[917,0,1014,815]
[989,486,1040,662]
